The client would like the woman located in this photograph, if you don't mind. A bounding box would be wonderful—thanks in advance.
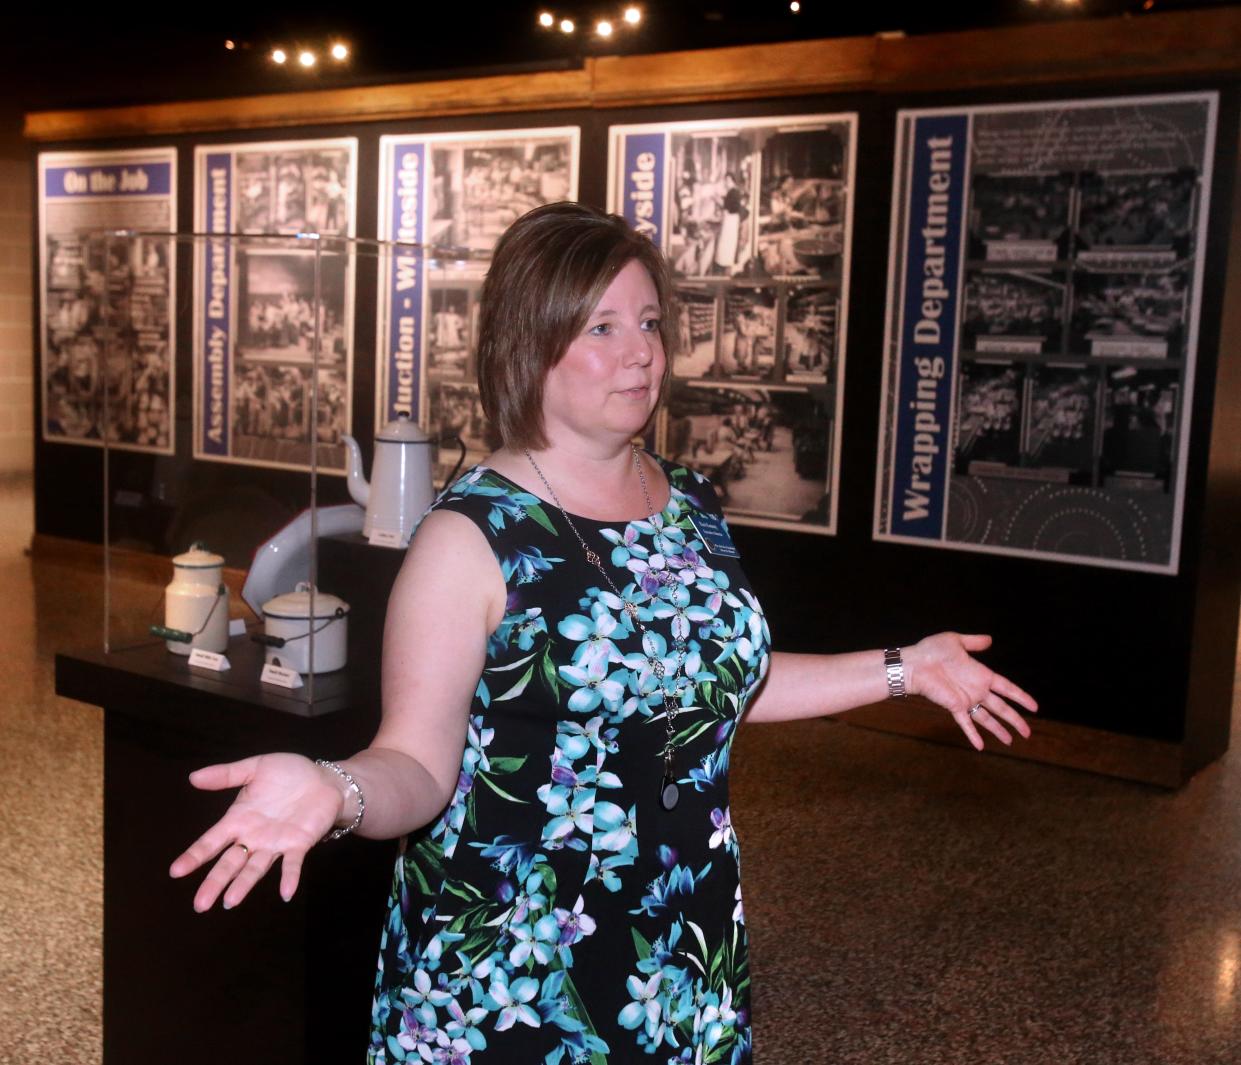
[170,202,1036,1064]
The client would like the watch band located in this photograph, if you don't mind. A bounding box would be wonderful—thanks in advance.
[884,647,906,700]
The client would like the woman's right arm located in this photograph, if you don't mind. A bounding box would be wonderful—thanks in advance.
[168,508,504,912]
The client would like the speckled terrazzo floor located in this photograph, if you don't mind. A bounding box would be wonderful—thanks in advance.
[1,473,1239,1064]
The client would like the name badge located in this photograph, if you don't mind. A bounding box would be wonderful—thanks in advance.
[689,513,739,558]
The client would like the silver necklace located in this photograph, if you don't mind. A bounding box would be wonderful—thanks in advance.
[524,446,687,812]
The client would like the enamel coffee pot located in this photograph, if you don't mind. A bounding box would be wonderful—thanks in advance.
[340,415,435,546]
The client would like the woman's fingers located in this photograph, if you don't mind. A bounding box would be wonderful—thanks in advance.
[169,823,241,879]
[192,842,251,913]
[985,693,1032,740]
[278,850,306,903]
[959,633,993,653]
[221,849,279,909]
[991,672,1038,714]
[187,757,260,792]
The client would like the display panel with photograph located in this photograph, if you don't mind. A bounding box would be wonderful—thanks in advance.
[192,138,358,472]
[376,127,580,470]
[610,113,857,534]
[875,92,1217,574]
[38,148,177,452]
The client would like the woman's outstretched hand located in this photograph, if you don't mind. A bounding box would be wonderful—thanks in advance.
[168,753,344,912]
[904,633,1038,751]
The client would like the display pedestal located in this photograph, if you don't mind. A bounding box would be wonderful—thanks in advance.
[55,639,393,1065]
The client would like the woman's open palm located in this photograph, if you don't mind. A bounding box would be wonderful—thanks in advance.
[168,753,342,912]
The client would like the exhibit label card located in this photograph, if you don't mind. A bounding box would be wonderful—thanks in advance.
[375,127,580,473]
[874,92,1218,575]
[608,113,859,536]
[192,137,358,473]
[38,148,177,453]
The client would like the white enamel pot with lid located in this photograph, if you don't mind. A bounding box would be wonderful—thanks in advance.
[163,542,229,655]
[260,582,350,675]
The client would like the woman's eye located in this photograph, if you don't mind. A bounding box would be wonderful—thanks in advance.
[642,317,661,332]
[588,322,611,336]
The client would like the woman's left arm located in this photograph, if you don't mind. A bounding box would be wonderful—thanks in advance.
[743,633,1038,750]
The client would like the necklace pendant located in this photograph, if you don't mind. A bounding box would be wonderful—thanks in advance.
[659,769,680,812]
[584,548,603,570]
[623,601,639,621]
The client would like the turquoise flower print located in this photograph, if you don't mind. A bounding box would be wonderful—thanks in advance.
[490,608,548,657]
[501,545,564,585]
[733,883,744,926]
[487,972,541,1031]
[471,836,542,882]
[592,801,637,853]
[556,608,624,668]
[649,582,717,643]
[621,631,682,699]
[630,863,713,918]
[558,654,628,714]
[550,895,597,957]
[444,998,488,1053]
[507,915,559,967]
[618,972,663,1034]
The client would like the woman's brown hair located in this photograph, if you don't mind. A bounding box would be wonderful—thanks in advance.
[476,201,679,450]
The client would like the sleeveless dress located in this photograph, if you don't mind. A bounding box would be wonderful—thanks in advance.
[368,455,771,1065]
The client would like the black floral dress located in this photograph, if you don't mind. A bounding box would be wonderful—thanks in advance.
[369,455,771,1065]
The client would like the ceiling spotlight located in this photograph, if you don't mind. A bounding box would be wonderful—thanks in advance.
[271,48,288,64]
[330,42,349,61]
[596,19,613,37]
[790,1,801,10]
[298,50,316,67]
[623,6,641,24]
[224,39,236,50]
[560,17,575,32]
[538,10,554,27]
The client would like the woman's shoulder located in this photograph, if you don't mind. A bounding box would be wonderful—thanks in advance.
[432,464,561,540]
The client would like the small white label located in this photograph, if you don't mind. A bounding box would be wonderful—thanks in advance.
[228,617,246,637]
[368,528,406,548]
[188,649,230,671]
[261,662,304,689]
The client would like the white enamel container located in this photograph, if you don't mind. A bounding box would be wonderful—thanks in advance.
[165,543,229,655]
[261,583,350,675]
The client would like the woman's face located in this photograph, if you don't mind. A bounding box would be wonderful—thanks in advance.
[541,259,665,450]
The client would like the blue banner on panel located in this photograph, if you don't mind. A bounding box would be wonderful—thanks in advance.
[889,115,969,539]
[620,132,664,244]
[201,153,232,457]
[44,162,173,199]
[386,142,425,421]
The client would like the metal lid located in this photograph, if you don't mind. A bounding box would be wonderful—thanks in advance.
[172,541,224,569]
[262,582,350,620]
[376,413,431,444]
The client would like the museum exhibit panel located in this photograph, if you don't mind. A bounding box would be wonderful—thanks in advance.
[24,8,1241,1063]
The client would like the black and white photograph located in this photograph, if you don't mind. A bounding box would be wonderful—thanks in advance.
[954,360,1024,474]
[665,383,829,525]
[194,138,357,471]
[756,126,848,280]
[669,134,754,278]
[719,287,776,380]
[430,140,574,255]
[1023,366,1098,479]
[377,128,580,429]
[877,92,1216,573]
[611,113,857,535]
[674,285,718,379]
[426,286,477,378]
[38,148,177,453]
[236,148,351,235]
[429,380,492,471]
[962,269,1065,354]
[1100,366,1178,488]
[967,174,1071,261]
[1076,169,1196,256]
[782,287,836,382]
[1069,268,1187,358]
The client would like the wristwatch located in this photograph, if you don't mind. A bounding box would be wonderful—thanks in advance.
[884,647,907,700]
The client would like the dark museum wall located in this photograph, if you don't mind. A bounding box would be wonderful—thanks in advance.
[21,11,1241,785]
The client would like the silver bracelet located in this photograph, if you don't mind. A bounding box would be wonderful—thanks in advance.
[315,759,365,841]
[883,647,907,700]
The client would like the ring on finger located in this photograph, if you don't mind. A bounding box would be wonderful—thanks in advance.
[968,702,984,719]
[235,843,251,857]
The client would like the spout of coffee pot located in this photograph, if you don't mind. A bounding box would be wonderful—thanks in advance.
[340,434,369,508]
